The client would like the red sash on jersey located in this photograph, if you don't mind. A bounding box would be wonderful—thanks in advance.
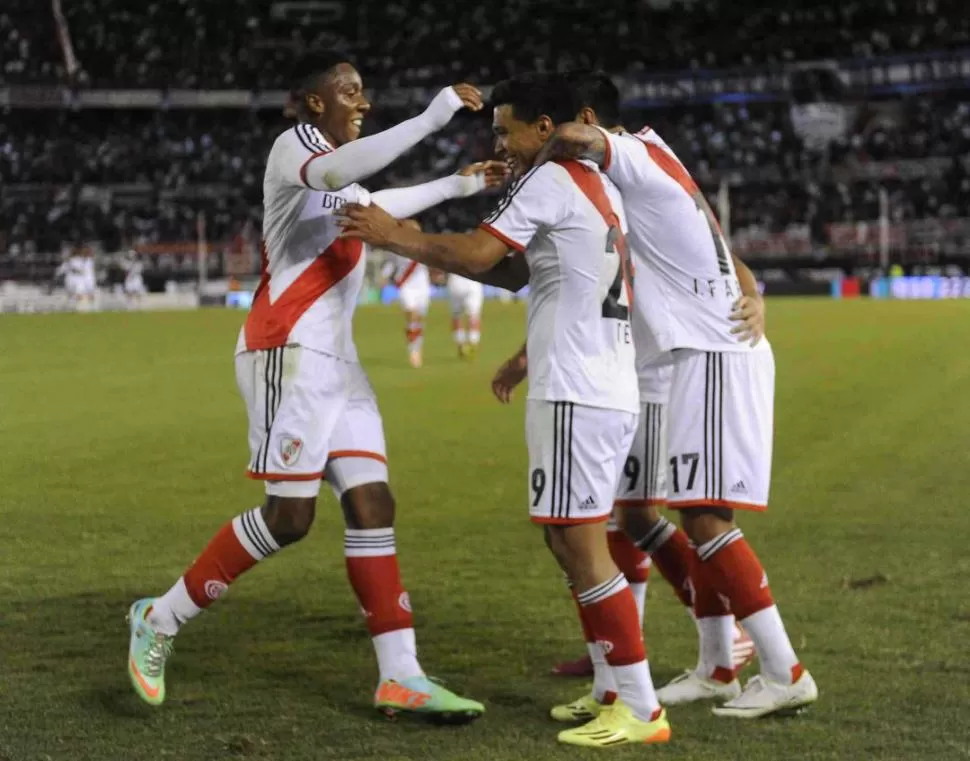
[393,260,419,288]
[555,160,635,310]
[244,238,362,351]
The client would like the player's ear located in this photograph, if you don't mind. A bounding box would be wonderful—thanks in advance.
[305,92,325,117]
[535,115,556,139]
[578,107,598,126]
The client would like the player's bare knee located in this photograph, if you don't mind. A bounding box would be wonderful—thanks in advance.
[261,496,316,546]
[341,482,395,530]
[617,504,661,542]
[681,507,734,545]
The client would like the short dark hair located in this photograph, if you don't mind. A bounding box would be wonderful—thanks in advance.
[564,69,622,129]
[490,72,576,126]
[289,51,354,93]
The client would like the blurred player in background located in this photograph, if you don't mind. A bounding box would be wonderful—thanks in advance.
[121,249,147,305]
[125,51,505,722]
[379,220,431,368]
[540,72,817,719]
[340,72,671,749]
[56,247,97,311]
[446,273,484,359]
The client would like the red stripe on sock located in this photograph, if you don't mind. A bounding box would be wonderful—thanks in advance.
[580,584,646,667]
[690,549,731,618]
[650,527,693,608]
[183,521,261,608]
[608,530,651,584]
[346,554,414,637]
[572,589,595,643]
[703,537,774,620]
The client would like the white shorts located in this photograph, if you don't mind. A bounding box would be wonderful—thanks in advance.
[124,274,146,295]
[526,400,637,525]
[399,281,430,316]
[236,345,389,500]
[666,347,774,512]
[448,278,483,317]
[614,401,668,508]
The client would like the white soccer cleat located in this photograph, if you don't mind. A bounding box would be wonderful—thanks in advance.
[656,669,741,706]
[711,670,818,719]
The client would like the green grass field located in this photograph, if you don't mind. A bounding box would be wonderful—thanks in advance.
[2,299,969,761]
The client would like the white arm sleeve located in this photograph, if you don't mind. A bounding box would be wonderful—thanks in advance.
[479,164,569,251]
[280,87,465,191]
[369,172,485,219]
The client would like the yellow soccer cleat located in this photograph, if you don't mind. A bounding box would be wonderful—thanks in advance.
[557,702,671,747]
[550,691,611,722]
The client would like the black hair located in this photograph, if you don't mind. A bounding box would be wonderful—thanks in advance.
[289,51,355,94]
[489,72,577,126]
[564,69,622,129]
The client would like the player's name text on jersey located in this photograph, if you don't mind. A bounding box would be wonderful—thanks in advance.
[321,193,348,210]
[692,276,740,300]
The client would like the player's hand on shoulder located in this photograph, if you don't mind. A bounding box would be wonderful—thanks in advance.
[729,294,766,346]
[491,349,528,404]
[535,123,604,166]
[457,160,510,193]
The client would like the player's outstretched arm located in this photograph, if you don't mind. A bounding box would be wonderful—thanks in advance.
[302,84,484,191]
[339,203,510,275]
[729,253,766,346]
[369,161,508,219]
[535,123,609,167]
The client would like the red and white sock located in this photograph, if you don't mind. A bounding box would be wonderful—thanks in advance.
[638,517,693,608]
[688,546,736,683]
[576,573,660,722]
[607,528,651,624]
[697,528,802,684]
[149,507,280,636]
[568,580,617,703]
[452,318,467,346]
[345,528,422,682]
[468,318,481,345]
[406,323,424,354]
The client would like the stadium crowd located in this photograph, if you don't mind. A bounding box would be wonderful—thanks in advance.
[3,94,969,259]
[2,0,967,88]
[1,0,968,266]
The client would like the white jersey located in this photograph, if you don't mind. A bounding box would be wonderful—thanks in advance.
[446,273,483,300]
[382,253,430,294]
[237,124,372,360]
[480,160,638,414]
[602,126,761,355]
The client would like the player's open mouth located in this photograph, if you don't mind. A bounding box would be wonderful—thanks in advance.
[351,118,363,128]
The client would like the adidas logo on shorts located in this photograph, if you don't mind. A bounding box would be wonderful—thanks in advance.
[730,479,747,495]
[579,495,597,510]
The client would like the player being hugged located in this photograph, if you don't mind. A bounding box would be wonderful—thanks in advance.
[339,72,671,749]
[537,75,817,719]
[125,51,505,722]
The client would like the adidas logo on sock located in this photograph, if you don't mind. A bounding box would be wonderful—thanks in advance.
[730,479,747,495]
[579,495,597,510]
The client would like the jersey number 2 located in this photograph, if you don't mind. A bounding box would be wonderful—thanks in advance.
[601,225,632,320]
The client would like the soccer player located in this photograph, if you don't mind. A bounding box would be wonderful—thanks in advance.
[508,71,759,682]
[339,72,670,748]
[446,274,484,359]
[539,73,818,719]
[121,250,147,305]
[125,52,506,721]
[379,220,431,367]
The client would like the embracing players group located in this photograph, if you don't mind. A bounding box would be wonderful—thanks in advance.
[125,51,818,748]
